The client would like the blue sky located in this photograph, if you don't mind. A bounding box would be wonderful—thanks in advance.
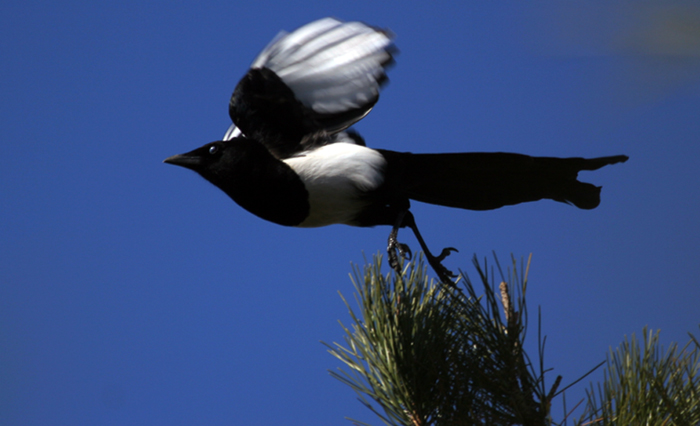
[2,1,699,425]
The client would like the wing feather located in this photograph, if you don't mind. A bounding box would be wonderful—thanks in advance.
[228,18,395,158]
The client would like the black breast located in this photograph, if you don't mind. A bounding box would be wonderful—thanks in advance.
[203,139,310,227]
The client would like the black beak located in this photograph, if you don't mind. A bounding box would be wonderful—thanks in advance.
[163,153,202,170]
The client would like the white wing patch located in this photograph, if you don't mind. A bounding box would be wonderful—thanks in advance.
[284,142,386,228]
[249,18,393,115]
[222,123,242,141]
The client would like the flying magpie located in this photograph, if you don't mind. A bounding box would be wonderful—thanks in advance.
[164,18,628,283]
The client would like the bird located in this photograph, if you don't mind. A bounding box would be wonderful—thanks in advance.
[164,17,628,284]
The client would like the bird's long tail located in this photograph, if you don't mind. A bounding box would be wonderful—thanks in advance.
[382,151,629,210]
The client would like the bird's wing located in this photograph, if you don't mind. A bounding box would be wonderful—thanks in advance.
[228,18,395,158]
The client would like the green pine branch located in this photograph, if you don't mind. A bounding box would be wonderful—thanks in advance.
[322,253,700,426]
[577,327,700,425]
[325,253,558,426]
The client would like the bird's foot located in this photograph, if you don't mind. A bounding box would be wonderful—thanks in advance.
[387,235,412,274]
[427,247,459,285]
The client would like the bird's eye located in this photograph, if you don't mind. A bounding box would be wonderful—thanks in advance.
[208,145,219,155]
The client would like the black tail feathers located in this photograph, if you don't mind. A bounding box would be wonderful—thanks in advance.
[385,151,628,211]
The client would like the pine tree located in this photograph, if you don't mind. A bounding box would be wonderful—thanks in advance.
[325,254,700,426]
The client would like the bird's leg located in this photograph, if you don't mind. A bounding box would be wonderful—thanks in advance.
[403,212,458,285]
[387,210,412,274]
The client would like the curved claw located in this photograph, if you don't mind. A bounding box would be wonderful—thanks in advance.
[435,247,458,262]
[432,262,458,285]
[398,243,412,261]
[426,247,459,285]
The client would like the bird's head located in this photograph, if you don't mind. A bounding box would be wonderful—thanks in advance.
[165,140,227,172]
[164,136,309,226]
[163,137,265,189]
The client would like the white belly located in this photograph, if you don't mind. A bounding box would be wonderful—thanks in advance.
[283,143,386,227]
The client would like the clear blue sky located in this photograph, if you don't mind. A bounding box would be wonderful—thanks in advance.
[2,1,699,425]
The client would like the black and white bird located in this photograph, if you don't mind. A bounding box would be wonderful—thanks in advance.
[164,18,628,283]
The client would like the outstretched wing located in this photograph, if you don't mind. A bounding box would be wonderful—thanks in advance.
[228,18,395,158]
